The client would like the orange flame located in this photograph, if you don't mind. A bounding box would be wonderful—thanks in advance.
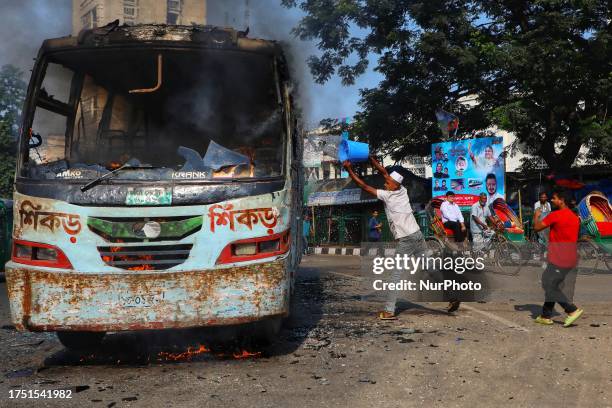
[232,350,262,359]
[127,264,155,271]
[158,344,210,361]
[156,344,261,362]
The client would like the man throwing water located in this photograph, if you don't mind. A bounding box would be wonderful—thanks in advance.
[344,156,460,319]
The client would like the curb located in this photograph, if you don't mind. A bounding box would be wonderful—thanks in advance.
[311,247,397,256]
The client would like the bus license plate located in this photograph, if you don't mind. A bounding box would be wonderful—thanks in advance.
[125,188,172,206]
[119,293,165,308]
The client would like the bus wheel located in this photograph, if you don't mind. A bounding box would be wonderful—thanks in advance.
[56,331,106,351]
[249,317,282,346]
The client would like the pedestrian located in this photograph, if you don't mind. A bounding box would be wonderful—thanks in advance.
[302,214,312,255]
[344,156,460,318]
[368,210,383,242]
[440,191,467,251]
[534,192,551,245]
[532,189,584,327]
[470,193,492,252]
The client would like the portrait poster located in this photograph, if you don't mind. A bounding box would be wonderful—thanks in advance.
[431,136,505,207]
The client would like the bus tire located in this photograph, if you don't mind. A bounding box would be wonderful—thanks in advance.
[57,331,106,351]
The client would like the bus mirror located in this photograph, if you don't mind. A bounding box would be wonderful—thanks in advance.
[129,54,163,94]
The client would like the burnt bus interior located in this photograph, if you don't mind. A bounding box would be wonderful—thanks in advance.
[23,48,286,180]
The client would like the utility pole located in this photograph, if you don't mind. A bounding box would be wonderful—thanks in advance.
[244,0,250,27]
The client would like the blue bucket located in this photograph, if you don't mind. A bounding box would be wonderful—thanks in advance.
[338,139,369,162]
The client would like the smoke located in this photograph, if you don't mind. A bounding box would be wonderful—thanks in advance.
[0,0,72,76]
[0,1,362,125]
[207,0,319,124]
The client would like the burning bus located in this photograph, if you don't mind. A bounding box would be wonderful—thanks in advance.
[5,23,304,350]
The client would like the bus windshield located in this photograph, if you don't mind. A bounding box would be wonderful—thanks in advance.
[21,48,285,182]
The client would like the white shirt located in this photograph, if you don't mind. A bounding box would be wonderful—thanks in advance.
[470,202,491,233]
[534,201,551,217]
[376,187,420,239]
[440,200,464,223]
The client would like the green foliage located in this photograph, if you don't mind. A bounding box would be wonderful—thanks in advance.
[0,64,25,198]
[284,0,611,170]
[0,120,16,198]
[0,64,26,137]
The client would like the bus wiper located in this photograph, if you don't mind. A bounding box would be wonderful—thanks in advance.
[80,162,156,192]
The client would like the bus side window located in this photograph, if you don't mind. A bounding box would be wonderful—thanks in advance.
[29,63,75,166]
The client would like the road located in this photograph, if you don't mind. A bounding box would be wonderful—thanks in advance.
[1,255,612,407]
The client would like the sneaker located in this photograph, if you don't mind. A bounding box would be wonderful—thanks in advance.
[378,311,397,320]
[563,309,584,327]
[534,316,554,325]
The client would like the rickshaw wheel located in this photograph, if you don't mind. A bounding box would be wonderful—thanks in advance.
[425,237,445,257]
[56,331,106,351]
[577,239,601,275]
[493,241,524,276]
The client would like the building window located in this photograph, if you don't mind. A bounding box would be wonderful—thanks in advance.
[123,0,138,24]
[80,6,98,30]
[167,0,182,24]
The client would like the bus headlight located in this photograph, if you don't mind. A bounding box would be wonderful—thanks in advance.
[12,240,73,269]
[216,230,290,264]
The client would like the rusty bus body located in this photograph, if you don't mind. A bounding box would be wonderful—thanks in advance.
[5,24,303,349]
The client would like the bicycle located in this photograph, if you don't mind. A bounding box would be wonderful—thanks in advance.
[576,235,604,275]
[521,219,547,262]
[472,227,526,276]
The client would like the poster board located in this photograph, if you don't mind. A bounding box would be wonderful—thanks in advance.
[431,136,505,207]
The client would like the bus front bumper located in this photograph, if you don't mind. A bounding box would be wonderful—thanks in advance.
[5,260,289,332]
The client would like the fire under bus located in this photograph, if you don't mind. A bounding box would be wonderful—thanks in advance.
[6,24,304,350]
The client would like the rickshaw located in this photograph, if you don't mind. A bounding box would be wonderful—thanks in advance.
[425,197,524,275]
[577,192,612,271]
[489,198,526,243]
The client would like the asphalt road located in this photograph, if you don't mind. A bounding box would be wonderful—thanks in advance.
[1,255,612,408]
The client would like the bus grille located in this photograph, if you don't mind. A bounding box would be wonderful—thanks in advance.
[88,216,203,243]
[98,244,193,270]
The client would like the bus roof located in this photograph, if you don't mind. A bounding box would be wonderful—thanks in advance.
[39,22,284,57]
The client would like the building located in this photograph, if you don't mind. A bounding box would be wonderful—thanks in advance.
[72,0,207,34]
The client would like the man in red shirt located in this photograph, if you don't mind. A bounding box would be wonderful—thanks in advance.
[533,189,583,327]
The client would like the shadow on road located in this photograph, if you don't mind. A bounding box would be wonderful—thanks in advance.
[514,303,560,319]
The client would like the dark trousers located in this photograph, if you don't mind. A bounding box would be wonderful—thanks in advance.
[541,263,578,318]
[443,221,466,242]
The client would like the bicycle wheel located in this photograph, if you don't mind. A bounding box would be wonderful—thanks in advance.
[604,253,612,272]
[577,239,601,275]
[493,241,524,276]
[425,237,445,257]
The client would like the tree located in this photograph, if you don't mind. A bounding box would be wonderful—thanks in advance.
[0,65,26,198]
[0,64,27,137]
[283,0,611,171]
[0,121,16,197]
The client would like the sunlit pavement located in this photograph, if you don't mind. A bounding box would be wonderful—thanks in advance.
[1,255,612,407]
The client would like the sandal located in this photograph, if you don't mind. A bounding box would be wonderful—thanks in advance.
[378,311,397,320]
